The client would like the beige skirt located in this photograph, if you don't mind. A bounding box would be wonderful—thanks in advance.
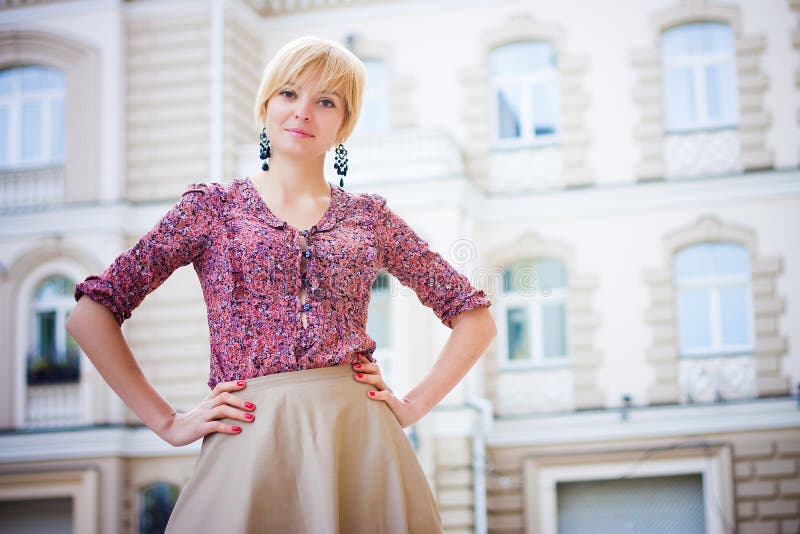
[164,364,443,534]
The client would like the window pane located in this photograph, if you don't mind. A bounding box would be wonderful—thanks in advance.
[22,101,42,161]
[678,288,712,351]
[496,86,521,139]
[36,310,57,359]
[355,59,389,135]
[506,307,531,361]
[675,244,714,279]
[664,66,696,128]
[662,22,733,56]
[139,482,180,534]
[705,62,736,122]
[20,65,50,91]
[532,83,559,136]
[719,284,750,346]
[536,258,567,289]
[713,242,749,276]
[0,106,8,164]
[542,303,567,358]
[489,41,555,76]
[51,98,66,158]
[367,273,391,348]
[0,69,12,95]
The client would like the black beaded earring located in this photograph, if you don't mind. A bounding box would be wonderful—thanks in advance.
[259,126,271,171]
[334,143,348,188]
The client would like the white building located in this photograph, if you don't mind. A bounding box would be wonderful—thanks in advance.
[0,0,798,532]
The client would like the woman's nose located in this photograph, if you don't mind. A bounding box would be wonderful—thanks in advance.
[294,98,313,120]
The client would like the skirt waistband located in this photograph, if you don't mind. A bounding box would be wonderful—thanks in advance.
[240,364,355,393]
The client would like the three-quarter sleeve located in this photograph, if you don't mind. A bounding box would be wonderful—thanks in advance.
[369,194,491,329]
[74,182,217,326]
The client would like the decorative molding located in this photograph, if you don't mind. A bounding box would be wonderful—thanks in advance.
[485,231,605,413]
[630,0,772,181]
[459,12,592,193]
[0,30,101,204]
[643,214,789,405]
[348,33,416,130]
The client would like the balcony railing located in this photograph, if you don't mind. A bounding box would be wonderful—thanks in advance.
[0,166,65,213]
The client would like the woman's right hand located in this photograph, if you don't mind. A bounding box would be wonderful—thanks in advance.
[159,380,256,447]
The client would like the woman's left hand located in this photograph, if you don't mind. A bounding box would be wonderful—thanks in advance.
[352,354,417,428]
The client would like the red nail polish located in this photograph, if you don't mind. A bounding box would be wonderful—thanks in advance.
[369,391,375,397]
[232,426,241,432]
[245,402,255,409]
[244,413,254,420]
[354,364,361,368]
[356,373,363,378]
[237,381,245,386]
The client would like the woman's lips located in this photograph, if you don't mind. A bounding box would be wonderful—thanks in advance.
[287,129,313,137]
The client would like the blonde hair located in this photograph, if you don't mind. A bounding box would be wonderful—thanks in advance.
[253,36,367,146]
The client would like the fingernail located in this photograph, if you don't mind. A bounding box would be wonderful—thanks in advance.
[237,381,245,386]
[232,426,241,432]
[356,373,363,378]
[245,402,255,409]
[354,364,361,368]
[369,391,375,397]
[244,413,254,420]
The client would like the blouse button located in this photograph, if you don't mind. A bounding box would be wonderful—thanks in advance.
[301,229,308,237]
[302,303,311,311]
[303,250,312,258]
[303,278,312,289]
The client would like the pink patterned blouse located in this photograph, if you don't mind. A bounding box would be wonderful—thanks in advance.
[75,177,491,389]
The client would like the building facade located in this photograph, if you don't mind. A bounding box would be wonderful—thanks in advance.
[0,0,798,532]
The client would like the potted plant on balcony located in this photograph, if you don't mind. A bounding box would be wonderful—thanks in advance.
[26,350,81,385]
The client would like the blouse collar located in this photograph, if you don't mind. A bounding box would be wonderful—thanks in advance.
[239,176,346,234]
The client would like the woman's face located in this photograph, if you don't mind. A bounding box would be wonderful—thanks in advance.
[264,68,346,160]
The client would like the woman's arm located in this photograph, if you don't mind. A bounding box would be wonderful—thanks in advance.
[402,306,496,425]
[66,295,177,438]
[66,295,256,446]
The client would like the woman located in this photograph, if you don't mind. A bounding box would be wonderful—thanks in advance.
[66,35,496,533]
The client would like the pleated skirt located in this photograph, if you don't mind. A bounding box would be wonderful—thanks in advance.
[164,364,443,534]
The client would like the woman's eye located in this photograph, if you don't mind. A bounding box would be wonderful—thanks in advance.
[321,99,335,107]
[280,89,294,97]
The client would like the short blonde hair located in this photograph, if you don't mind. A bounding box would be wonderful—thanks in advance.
[253,36,367,146]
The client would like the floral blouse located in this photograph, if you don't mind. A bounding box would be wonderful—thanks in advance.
[74,177,492,389]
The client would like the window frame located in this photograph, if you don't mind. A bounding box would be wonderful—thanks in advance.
[0,65,67,170]
[674,243,755,358]
[660,22,740,133]
[489,41,562,149]
[498,262,570,370]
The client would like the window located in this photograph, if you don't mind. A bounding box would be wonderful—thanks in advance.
[367,271,394,386]
[661,22,738,132]
[0,65,66,169]
[674,242,754,356]
[500,258,569,367]
[351,58,389,136]
[139,482,180,534]
[27,275,80,385]
[489,41,560,147]
[557,474,706,533]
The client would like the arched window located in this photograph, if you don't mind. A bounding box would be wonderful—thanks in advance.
[0,65,66,169]
[489,41,560,146]
[138,482,180,534]
[366,270,394,386]
[661,22,738,132]
[674,242,753,356]
[27,275,80,385]
[352,58,390,136]
[500,258,569,367]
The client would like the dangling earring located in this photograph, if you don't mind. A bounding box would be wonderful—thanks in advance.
[334,143,348,188]
[259,126,271,171]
